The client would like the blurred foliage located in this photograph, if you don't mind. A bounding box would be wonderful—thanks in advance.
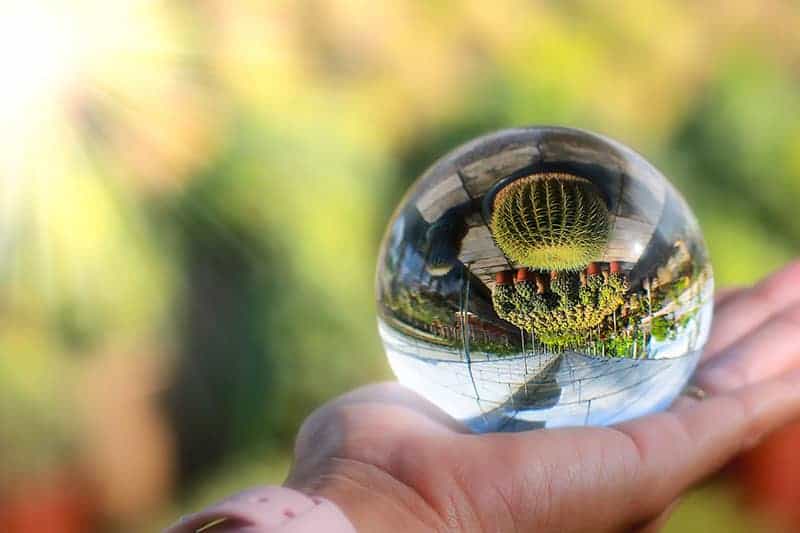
[1,1,799,531]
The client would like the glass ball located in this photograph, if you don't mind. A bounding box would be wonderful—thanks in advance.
[376,127,713,431]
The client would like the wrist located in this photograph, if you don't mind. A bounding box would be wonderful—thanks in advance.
[165,486,356,533]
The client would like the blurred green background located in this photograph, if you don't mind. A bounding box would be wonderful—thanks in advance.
[1,1,799,531]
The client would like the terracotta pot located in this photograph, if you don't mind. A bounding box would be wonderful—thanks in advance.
[495,270,514,285]
[515,268,536,283]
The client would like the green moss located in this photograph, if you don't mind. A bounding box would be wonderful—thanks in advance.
[490,173,610,270]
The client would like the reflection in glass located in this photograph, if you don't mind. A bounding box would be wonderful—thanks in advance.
[376,127,713,431]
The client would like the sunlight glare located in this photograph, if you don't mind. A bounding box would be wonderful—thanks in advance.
[0,3,78,123]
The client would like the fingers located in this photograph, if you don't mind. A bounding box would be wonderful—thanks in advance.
[288,383,466,487]
[632,498,681,533]
[703,261,800,362]
[614,370,800,516]
[473,370,800,532]
[695,301,800,393]
[286,383,469,533]
[714,286,747,308]
[298,382,468,436]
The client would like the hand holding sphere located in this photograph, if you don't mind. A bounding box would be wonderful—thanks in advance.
[173,129,800,533]
[286,263,800,532]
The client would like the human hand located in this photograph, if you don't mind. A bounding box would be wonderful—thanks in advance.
[285,261,800,532]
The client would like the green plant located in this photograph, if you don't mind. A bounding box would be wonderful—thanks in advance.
[490,173,610,271]
[492,268,629,352]
[650,315,674,342]
[385,287,455,328]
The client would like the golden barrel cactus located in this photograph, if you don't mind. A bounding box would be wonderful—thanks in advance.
[490,173,610,271]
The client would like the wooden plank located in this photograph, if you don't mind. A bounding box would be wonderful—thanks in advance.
[458,226,510,272]
[460,225,495,248]
[615,168,666,226]
[471,257,511,270]
[459,226,504,263]
[460,146,539,198]
[601,216,656,263]
[415,174,470,223]
[464,210,487,228]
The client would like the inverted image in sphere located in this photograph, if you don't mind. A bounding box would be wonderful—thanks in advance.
[376,126,713,432]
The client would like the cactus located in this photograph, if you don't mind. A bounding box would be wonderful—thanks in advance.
[492,266,629,352]
[491,283,517,323]
[550,270,579,305]
[515,280,536,300]
[490,173,610,271]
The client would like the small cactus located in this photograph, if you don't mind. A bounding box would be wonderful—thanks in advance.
[491,266,629,352]
[550,270,579,304]
[490,173,610,271]
[491,283,517,322]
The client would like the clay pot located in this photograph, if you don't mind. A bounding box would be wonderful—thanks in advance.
[495,270,514,285]
[515,268,536,283]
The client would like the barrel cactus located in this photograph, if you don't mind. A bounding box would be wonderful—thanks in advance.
[490,173,610,271]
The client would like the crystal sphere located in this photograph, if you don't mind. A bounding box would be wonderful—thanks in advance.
[376,127,713,431]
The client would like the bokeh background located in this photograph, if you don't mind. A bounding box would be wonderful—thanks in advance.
[2,1,800,531]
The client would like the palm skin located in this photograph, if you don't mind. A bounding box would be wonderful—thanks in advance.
[286,262,800,533]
